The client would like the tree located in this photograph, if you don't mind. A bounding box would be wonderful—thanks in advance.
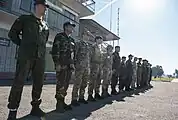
[151,65,164,78]
[174,69,178,78]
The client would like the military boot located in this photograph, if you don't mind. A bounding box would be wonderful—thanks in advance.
[7,110,17,120]
[30,100,45,117]
[56,100,65,113]
[87,95,96,102]
[94,93,103,100]
[71,100,80,107]
[78,98,88,104]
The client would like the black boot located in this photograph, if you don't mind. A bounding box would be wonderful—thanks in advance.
[63,102,72,111]
[78,98,88,104]
[30,107,45,117]
[71,100,80,107]
[7,110,17,120]
[56,100,65,113]
[94,93,103,100]
[87,95,96,102]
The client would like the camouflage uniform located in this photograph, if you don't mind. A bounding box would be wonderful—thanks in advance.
[88,44,102,98]
[119,57,127,91]
[111,51,121,93]
[7,14,49,116]
[140,60,148,87]
[51,32,75,104]
[101,49,113,97]
[131,60,137,88]
[137,60,142,88]
[125,55,133,91]
[71,40,90,101]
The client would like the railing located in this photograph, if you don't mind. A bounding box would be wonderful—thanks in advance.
[76,0,95,12]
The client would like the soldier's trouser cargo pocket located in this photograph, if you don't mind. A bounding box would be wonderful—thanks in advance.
[55,67,72,100]
[8,58,45,109]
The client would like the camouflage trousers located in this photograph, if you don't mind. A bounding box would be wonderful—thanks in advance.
[131,71,137,88]
[8,58,45,109]
[88,63,102,95]
[137,71,142,87]
[55,65,72,101]
[102,68,112,94]
[72,63,89,100]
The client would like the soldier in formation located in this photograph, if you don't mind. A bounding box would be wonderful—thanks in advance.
[111,46,121,95]
[7,0,49,119]
[71,32,90,106]
[101,45,113,98]
[125,54,134,91]
[118,56,127,92]
[88,36,103,101]
[137,58,142,88]
[131,57,137,89]
[51,21,76,113]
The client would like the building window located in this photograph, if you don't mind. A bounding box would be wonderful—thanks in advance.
[0,0,12,11]
[64,10,76,21]
[47,8,64,30]
[20,0,32,12]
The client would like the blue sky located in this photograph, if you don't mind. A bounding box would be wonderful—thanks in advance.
[91,0,178,74]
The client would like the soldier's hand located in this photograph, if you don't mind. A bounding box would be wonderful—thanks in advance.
[56,65,61,72]
[112,69,116,74]
[70,64,75,71]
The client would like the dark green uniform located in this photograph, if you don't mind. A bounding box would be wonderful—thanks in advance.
[111,52,121,93]
[8,14,49,109]
[137,61,142,88]
[51,32,75,101]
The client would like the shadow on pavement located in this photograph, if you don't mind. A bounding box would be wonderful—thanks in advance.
[18,86,152,120]
[0,80,56,86]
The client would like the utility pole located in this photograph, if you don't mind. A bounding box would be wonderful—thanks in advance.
[117,8,120,45]
[110,0,113,45]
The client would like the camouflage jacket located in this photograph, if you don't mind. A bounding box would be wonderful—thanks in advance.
[102,53,113,70]
[137,62,142,73]
[119,61,127,78]
[132,61,137,73]
[8,14,49,59]
[112,52,121,71]
[126,59,133,74]
[75,40,90,67]
[90,44,102,64]
[51,32,75,65]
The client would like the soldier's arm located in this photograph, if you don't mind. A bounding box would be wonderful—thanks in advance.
[8,16,24,46]
[112,54,117,70]
[51,34,61,64]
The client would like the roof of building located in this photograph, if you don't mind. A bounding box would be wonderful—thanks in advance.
[79,19,120,41]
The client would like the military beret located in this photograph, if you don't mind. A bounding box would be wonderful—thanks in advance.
[128,54,133,57]
[138,58,142,60]
[115,46,120,48]
[63,21,76,27]
[95,36,103,39]
[106,45,113,50]
[34,0,49,8]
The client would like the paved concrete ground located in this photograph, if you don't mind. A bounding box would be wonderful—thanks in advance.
[0,81,178,120]
[172,79,178,82]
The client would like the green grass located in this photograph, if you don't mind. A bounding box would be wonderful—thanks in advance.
[152,77,174,81]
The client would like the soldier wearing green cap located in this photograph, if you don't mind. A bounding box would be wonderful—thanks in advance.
[7,0,49,119]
